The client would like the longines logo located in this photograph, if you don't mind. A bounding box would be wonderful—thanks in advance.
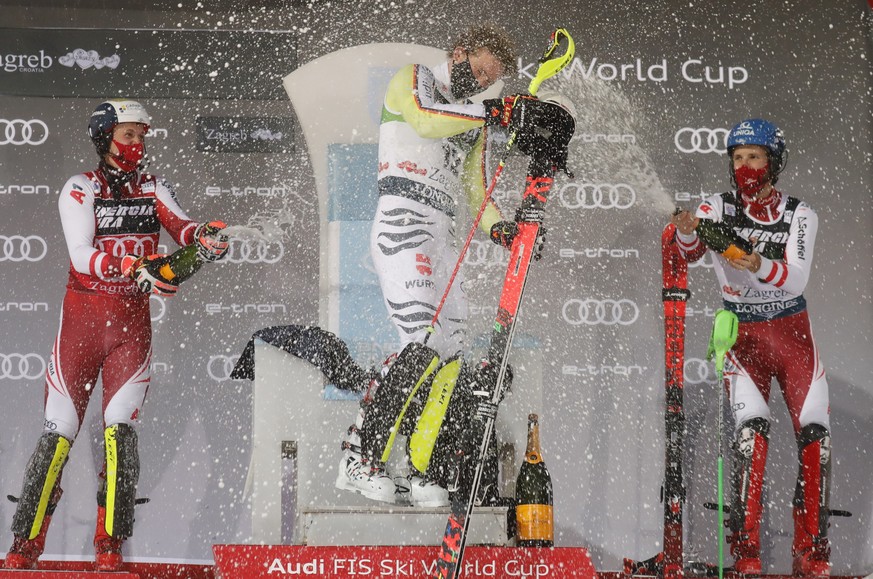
[196,117,294,153]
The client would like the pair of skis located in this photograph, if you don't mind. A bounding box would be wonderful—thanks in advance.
[431,29,576,579]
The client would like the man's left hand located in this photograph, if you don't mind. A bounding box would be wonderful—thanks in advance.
[195,220,229,262]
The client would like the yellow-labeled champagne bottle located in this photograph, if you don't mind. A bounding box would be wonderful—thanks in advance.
[156,244,203,284]
[515,414,554,547]
[695,219,753,260]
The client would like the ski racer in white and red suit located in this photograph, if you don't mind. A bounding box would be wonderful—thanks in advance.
[3,100,228,572]
[672,119,831,578]
[336,23,536,509]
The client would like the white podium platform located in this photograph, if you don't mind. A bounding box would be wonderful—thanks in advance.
[248,339,542,546]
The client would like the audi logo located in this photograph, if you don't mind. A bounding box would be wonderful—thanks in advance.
[0,119,49,146]
[208,355,241,381]
[464,239,507,267]
[221,239,285,264]
[684,357,716,385]
[97,236,155,258]
[558,183,636,210]
[150,295,166,322]
[561,298,640,326]
[0,235,48,262]
[0,353,46,380]
[674,127,729,154]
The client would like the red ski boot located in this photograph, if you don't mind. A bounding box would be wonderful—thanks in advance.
[3,512,54,570]
[94,505,124,571]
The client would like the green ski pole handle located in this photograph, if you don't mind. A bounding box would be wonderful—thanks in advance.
[707,309,738,579]
[707,309,739,373]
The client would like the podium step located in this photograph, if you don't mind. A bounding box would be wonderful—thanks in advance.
[0,571,137,578]
[300,505,510,546]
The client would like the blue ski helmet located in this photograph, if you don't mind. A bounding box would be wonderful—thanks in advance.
[88,99,151,157]
[726,118,787,184]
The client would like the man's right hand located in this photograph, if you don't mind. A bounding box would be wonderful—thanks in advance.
[123,254,178,297]
[671,209,699,236]
[483,95,538,128]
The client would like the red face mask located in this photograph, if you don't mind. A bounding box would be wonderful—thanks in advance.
[734,164,769,197]
[110,139,145,172]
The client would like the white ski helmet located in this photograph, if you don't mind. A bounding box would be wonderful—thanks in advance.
[88,99,151,156]
[536,90,578,124]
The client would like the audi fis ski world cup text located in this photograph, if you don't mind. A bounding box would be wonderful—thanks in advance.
[517,56,748,89]
[266,555,554,577]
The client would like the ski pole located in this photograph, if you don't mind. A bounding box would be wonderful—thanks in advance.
[706,309,738,579]
[426,28,575,343]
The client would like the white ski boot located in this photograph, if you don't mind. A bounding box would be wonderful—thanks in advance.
[335,410,399,503]
[408,473,449,508]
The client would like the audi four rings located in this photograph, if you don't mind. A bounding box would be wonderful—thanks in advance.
[674,127,729,154]
[558,183,636,209]
[208,355,241,381]
[0,235,48,262]
[683,358,717,384]
[463,239,508,267]
[561,299,640,326]
[0,119,49,146]
[98,236,156,257]
[223,239,285,264]
[0,354,47,380]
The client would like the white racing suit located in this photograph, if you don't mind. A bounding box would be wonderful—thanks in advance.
[370,60,504,358]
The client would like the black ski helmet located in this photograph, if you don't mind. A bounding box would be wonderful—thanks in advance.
[88,99,151,157]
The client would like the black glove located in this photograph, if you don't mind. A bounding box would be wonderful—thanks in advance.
[483,95,538,128]
[489,220,518,249]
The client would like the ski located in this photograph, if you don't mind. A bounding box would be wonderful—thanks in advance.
[623,222,690,579]
[434,155,561,579]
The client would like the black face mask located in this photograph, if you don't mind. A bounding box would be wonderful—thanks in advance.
[450,59,482,100]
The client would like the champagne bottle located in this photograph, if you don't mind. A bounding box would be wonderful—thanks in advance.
[695,219,754,260]
[156,244,204,284]
[515,414,554,547]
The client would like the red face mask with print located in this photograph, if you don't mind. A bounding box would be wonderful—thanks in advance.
[734,164,769,197]
[110,139,145,172]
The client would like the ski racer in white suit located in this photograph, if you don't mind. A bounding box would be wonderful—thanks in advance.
[337,23,522,507]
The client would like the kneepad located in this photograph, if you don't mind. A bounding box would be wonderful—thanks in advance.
[359,342,440,464]
[98,424,140,538]
[11,432,71,539]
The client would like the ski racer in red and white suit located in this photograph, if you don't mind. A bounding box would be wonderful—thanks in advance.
[672,118,832,577]
[4,100,228,572]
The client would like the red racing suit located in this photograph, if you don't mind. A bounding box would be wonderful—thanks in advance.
[676,189,829,434]
[44,168,199,440]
